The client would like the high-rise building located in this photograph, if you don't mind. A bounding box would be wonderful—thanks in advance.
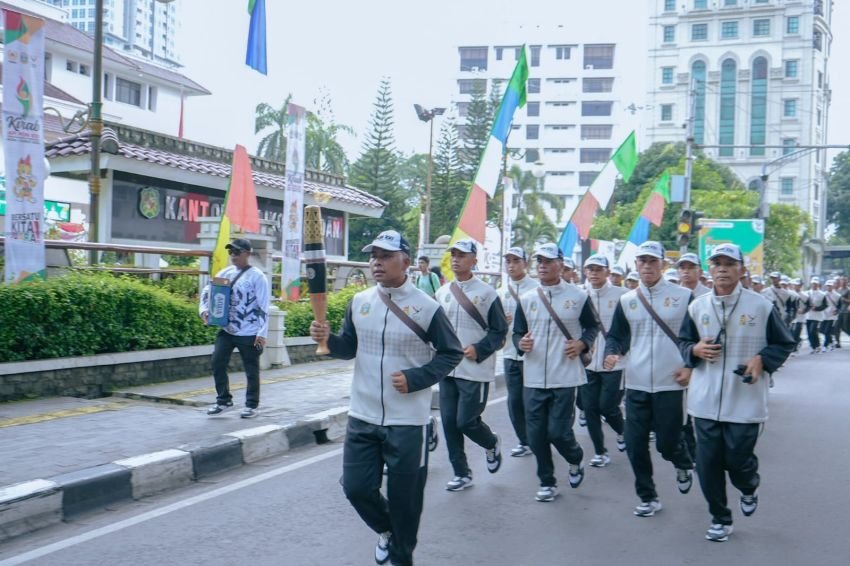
[646,0,832,237]
[454,35,637,227]
[42,0,181,67]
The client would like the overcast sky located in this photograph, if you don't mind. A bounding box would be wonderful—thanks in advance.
[179,0,848,165]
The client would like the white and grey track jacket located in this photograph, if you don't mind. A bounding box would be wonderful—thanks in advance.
[679,284,795,423]
[512,281,599,389]
[327,279,463,426]
[805,289,828,322]
[501,275,539,361]
[585,282,627,372]
[605,278,692,393]
[435,277,508,383]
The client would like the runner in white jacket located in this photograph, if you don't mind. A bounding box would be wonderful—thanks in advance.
[678,243,794,543]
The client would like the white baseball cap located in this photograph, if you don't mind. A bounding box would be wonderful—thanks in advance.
[626,270,640,281]
[584,254,610,269]
[675,253,701,267]
[504,246,527,261]
[664,268,679,282]
[450,239,478,255]
[709,243,743,262]
[362,230,411,255]
[534,243,564,260]
[635,241,665,260]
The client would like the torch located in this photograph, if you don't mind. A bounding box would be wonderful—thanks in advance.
[304,205,330,355]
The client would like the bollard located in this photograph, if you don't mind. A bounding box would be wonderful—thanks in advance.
[261,306,290,369]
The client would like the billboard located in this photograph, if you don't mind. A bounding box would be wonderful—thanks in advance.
[698,219,765,277]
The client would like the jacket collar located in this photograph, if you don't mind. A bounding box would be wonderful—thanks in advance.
[639,277,668,295]
[711,282,743,307]
[588,280,611,297]
[378,276,418,299]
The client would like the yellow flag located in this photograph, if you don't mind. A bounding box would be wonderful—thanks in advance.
[210,213,231,277]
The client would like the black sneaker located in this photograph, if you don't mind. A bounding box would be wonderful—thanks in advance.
[740,493,758,516]
[427,416,439,452]
[676,468,693,494]
[578,411,587,427]
[568,463,585,488]
[375,531,391,564]
[486,434,502,473]
[206,402,233,416]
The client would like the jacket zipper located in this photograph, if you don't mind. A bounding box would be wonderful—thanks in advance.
[717,301,727,421]
[649,286,654,392]
[380,294,390,426]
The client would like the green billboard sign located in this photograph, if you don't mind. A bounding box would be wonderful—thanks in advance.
[698,219,765,277]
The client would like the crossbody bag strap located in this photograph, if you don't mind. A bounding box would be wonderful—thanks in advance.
[537,287,573,340]
[228,266,251,289]
[588,297,607,339]
[378,290,429,344]
[450,281,488,331]
[636,288,679,346]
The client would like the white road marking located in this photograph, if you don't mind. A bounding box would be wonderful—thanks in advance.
[2,395,507,565]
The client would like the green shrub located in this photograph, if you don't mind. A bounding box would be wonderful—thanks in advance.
[0,273,215,362]
[275,284,363,337]
[148,275,199,301]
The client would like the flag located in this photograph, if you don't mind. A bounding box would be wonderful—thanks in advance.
[617,171,671,270]
[245,0,267,75]
[211,145,260,276]
[440,47,529,280]
[558,131,638,256]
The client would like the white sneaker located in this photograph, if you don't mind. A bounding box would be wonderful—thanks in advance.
[677,468,693,494]
[486,434,502,473]
[634,499,663,517]
[589,453,610,468]
[705,523,733,542]
[568,463,585,488]
[616,434,627,452]
[535,485,559,502]
[375,531,391,564]
[510,444,532,457]
[446,476,473,491]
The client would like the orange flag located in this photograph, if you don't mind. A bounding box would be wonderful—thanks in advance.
[227,145,260,233]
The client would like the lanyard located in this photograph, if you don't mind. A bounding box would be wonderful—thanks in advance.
[710,288,743,336]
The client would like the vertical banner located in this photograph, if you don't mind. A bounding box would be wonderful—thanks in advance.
[500,176,514,276]
[282,103,306,301]
[698,219,765,276]
[3,10,46,283]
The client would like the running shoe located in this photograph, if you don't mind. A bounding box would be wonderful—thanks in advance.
[705,523,733,542]
[568,462,585,488]
[578,411,587,427]
[677,468,693,494]
[240,407,258,419]
[589,453,610,468]
[740,493,759,516]
[616,434,627,452]
[535,485,559,502]
[375,531,391,564]
[427,416,439,452]
[634,500,662,517]
[486,434,502,473]
[206,402,233,416]
[446,476,473,491]
[511,444,532,457]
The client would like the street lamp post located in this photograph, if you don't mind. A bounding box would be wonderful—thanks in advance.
[414,104,445,251]
[529,158,546,216]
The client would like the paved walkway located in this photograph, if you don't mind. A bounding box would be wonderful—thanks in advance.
[0,359,356,486]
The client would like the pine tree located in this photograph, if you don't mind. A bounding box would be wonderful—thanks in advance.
[460,80,492,180]
[348,78,405,260]
[430,117,468,239]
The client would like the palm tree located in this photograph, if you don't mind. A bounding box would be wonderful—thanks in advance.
[254,94,292,163]
[510,165,565,223]
[513,212,558,249]
[306,112,354,175]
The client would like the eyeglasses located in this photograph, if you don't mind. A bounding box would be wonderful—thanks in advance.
[228,249,244,256]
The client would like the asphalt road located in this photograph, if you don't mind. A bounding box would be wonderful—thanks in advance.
[2,349,849,566]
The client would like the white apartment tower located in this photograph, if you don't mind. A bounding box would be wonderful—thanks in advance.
[455,37,636,227]
[44,0,180,67]
[646,0,832,237]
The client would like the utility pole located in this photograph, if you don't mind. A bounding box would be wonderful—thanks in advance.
[681,77,697,254]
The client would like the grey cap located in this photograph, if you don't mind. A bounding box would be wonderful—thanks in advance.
[610,265,626,276]
[362,230,412,255]
[626,270,640,281]
[584,254,610,269]
[635,241,665,260]
[450,239,478,255]
[676,252,701,267]
[504,246,527,261]
[534,243,564,260]
[708,243,743,263]
[664,268,679,282]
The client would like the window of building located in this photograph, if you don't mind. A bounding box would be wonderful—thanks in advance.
[814,183,820,201]
[813,29,823,51]
[545,124,576,130]
[692,60,706,144]
[750,57,768,156]
[581,101,614,116]
[579,171,599,186]
[459,46,488,71]
[525,149,540,163]
[817,108,822,125]
[582,77,614,93]
[79,63,90,76]
[495,47,504,61]
[547,171,572,176]
[103,73,112,100]
[786,16,799,34]
[661,104,673,122]
[546,101,576,107]
[664,0,676,11]
[147,86,157,111]
[458,78,486,94]
[528,78,541,94]
[530,45,541,67]
[719,59,737,157]
[815,0,824,16]
[753,19,771,37]
[663,25,675,43]
[456,102,469,117]
[555,46,571,60]
[116,77,142,107]
[580,148,612,163]
[783,138,797,155]
[527,124,539,140]
[783,99,797,117]
[784,60,799,78]
[583,44,615,69]
[780,178,794,196]
[527,101,540,117]
[66,60,78,73]
[661,67,674,85]
[721,21,739,39]
[723,0,738,7]
[581,125,613,140]
[545,148,576,153]
[694,0,708,9]
[753,0,769,3]
[691,23,708,41]
[547,78,576,84]
[818,71,824,88]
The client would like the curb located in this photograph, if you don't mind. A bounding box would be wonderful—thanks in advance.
[0,406,349,543]
[0,371,506,543]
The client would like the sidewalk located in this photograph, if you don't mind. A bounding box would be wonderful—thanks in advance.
[0,354,505,541]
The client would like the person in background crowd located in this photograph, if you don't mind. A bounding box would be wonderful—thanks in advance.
[309,230,463,566]
[513,243,599,502]
[664,269,679,284]
[790,278,806,352]
[581,254,627,468]
[678,243,794,543]
[822,280,840,351]
[837,276,850,345]
[761,272,790,318]
[750,275,764,293]
[609,265,626,287]
[805,277,828,353]
[561,257,577,284]
[625,271,640,290]
[604,241,695,518]
[414,256,441,298]
[199,238,270,419]
[704,276,714,290]
[436,239,508,492]
[500,247,538,458]
[677,253,711,297]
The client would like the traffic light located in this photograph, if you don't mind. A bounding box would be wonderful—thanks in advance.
[677,209,693,247]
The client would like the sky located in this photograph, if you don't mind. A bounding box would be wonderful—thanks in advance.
[179,0,849,165]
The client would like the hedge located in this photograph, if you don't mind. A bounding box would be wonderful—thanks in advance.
[275,284,362,337]
[0,273,216,362]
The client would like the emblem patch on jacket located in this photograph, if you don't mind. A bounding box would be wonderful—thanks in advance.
[740,314,757,327]
[360,303,371,316]
[629,299,637,310]
[664,297,680,308]
[701,313,711,326]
